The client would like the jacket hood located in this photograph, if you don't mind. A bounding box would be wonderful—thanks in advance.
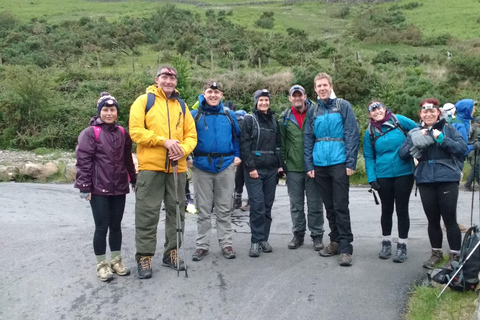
[198,94,224,112]
[317,98,335,108]
[146,85,181,100]
[455,99,475,121]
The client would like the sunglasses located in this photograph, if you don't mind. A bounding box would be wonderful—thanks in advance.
[368,102,384,112]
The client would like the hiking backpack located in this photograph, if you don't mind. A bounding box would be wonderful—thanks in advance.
[245,113,279,155]
[367,114,407,159]
[93,125,125,141]
[146,92,186,116]
[432,226,480,292]
[193,106,237,140]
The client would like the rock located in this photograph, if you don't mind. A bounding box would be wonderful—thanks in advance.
[65,163,76,181]
[0,166,19,181]
[22,163,43,179]
[38,162,58,179]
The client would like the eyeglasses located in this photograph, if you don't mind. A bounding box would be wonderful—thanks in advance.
[368,102,384,112]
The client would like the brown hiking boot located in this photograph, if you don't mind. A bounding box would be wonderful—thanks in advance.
[458,224,468,233]
[443,252,460,270]
[319,241,339,257]
[422,249,443,269]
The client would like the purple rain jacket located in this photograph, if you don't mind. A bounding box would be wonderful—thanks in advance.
[75,116,137,195]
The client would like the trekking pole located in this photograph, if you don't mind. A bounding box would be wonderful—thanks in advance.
[368,188,379,205]
[172,160,188,278]
[437,228,480,298]
[471,149,478,227]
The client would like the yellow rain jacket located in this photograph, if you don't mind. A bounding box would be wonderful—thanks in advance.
[129,85,197,173]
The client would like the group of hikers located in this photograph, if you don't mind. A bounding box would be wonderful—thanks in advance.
[74,65,479,282]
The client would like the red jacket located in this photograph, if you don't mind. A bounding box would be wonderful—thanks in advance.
[75,116,137,195]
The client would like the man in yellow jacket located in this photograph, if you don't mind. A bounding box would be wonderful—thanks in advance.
[129,66,197,279]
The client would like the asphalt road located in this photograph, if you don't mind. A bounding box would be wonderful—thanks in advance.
[0,182,477,320]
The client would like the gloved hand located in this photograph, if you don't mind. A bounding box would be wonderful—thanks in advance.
[409,128,434,149]
[474,141,480,151]
[80,192,89,199]
[370,181,381,191]
[409,145,423,159]
[130,182,136,192]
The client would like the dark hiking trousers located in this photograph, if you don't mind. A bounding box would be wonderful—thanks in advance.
[244,168,277,243]
[235,163,245,195]
[90,194,126,256]
[418,182,461,251]
[314,163,353,254]
[286,171,324,237]
[377,174,414,239]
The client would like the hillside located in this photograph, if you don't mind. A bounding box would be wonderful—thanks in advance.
[0,0,479,150]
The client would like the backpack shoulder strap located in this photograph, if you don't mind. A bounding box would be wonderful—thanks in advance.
[223,107,237,140]
[118,125,125,136]
[146,93,185,119]
[93,126,101,141]
[336,98,343,112]
[283,108,292,126]
[391,114,406,136]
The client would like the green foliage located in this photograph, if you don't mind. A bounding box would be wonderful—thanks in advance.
[255,11,275,29]
[332,6,350,19]
[449,53,480,81]
[372,50,399,65]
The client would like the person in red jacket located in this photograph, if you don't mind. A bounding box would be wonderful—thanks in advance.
[75,92,137,282]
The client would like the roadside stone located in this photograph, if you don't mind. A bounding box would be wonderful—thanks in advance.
[22,163,43,179]
[65,163,77,181]
[0,165,19,181]
[38,162,58,179]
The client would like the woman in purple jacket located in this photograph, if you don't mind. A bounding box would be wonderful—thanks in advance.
[75,92,137,282]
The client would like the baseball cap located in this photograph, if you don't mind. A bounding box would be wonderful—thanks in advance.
[289,85,305,96]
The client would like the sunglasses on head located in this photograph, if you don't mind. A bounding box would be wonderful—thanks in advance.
[368,102,384,112]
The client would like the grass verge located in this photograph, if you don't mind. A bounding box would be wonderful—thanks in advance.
[405,284,477,320]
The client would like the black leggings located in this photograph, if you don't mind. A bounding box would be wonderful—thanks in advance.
[418,182,461,251]
[235,164,245,194]
[377,174,414,239]
[90,194,126,256]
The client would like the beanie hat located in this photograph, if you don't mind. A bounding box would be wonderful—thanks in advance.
[96,91,119,115]
[254,89,271,108]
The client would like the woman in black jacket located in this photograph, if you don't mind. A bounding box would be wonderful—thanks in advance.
[240,89,283,257]
[399,98,467,270]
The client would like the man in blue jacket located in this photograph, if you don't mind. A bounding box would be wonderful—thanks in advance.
[304,73,359,267]
[190,81,241,261]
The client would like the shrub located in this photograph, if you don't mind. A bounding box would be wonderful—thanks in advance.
[255,12,275,30]
[372,50,399,65]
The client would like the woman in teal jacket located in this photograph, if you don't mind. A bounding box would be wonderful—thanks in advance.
[363,100,417,263]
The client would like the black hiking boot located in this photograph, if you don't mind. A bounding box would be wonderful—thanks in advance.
[137,256,153,279]
[379,240,392,259]
[234,193,242,209]
[392,243,407,263]
[423,249,443,269]
[259,241,273,253]
[162,250,185,270]
[312,235,324,251]
[288,232,304,249]
[249,243,261,257]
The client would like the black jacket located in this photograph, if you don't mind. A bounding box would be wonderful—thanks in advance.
[240,109,283,172]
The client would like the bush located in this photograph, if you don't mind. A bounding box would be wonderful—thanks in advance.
[372,50,399,65]
[255,12,275,29]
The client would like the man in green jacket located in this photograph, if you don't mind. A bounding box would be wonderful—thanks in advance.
[280,85,325,250]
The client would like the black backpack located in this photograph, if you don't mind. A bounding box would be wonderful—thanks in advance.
[193,106,237,141]
[367,114,407,159]
[432,226,480,292]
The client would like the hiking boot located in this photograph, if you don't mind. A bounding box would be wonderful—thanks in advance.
[392,243,407,263]
[338,253,353,266]
[259,241,273,253]
[288,232,304,249]
[222,246,236,259]
[443,252,460,270]
[110,256,131,276]
[137,256,153,279]
[422,249,444,269]
[319,242,339,257]
[162,250,185,271]
[312,235,324,251]
[192,249,209,261]
[249,243,261,257]
[464,183,473,192]
[379,240,392,259]
[97,260,114,282]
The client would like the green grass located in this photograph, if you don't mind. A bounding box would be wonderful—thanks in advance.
[405,284,477,320]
